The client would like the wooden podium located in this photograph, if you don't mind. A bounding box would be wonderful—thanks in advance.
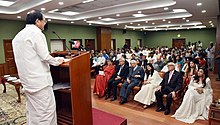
[50,51,92,125]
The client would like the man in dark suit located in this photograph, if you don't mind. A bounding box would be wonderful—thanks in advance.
[119,59,145,104]
[105,58,129,101]
[155,62,183,115]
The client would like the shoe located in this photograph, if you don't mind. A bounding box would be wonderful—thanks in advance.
[164,109,170,115]
[110,97,117,101]
[156,107,165,112]
[143,105,149,109]
[119,99,127,105]
[216,78,220,81]
[105,95,110,100]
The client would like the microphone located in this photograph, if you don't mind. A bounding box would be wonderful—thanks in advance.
[52,31,71,55]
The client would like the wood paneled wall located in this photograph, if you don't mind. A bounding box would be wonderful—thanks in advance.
[96,27,112,51]
[0,64,5,76]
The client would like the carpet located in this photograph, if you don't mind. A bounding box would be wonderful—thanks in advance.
[0,83,26,125]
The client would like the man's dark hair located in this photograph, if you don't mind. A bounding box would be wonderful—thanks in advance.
[26,10,43,24]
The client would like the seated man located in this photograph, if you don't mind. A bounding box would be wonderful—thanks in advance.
[119,59,145,104]
[155,62,183,115]
[105,58,129,101]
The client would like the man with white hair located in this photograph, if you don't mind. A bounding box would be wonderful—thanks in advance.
[105,58,129,101]
[155,62,183,115]
[119,59,144,104]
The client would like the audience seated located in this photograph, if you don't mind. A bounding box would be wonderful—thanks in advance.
[119,60,144,104]
[134,63,162,108]
[105,58,129,101]
[155,62,183,115]
[172,67,213,123]
[93,59,115,97]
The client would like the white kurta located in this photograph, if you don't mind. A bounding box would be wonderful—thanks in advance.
[172,76,213,124]
[134,70,163,105]
[13,24,61,125]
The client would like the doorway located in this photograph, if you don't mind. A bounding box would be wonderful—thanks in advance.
[85,39,95,50]
[125,39,131,49]
[111,39,116,50]
[172,38,186,48]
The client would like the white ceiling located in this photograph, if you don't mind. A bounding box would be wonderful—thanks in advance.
[0,0,218,31]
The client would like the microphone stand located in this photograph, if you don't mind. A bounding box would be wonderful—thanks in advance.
[52,31,72,56]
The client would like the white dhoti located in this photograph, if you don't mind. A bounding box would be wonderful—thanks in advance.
[25,86,57,125]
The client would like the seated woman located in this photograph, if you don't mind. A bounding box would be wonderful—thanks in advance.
[184,60,198,80]
[172,67,213,124]
[134,63,163,109]
[93,59,115,97]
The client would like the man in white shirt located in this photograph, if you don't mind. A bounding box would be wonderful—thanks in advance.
[12,10,63,125]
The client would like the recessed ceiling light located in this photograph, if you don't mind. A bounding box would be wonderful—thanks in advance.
[197,3,202,6]
[0,0,14,7]
[17,16,21,19]
[116,24,119,26]
[133,14,145,17]
[48,9,59,13]
[182,18,186,20]
[168,21,171,23]
[165,29,168,31]
[48,19,51,21]
[58,2,64,5]
[133,28,135,30]
[145,21,148,23]
[152,22,155,25]
[98,17,102,19]
[124,27,127,29]
[164,7,169,10]
[116,14,120,17]
[82,0,94,4]
[61,11,79,16]
[41,8,46,11]
[138,11,142,14]
[162,19,166,21]
[71,21,74,23]
[140,29,143,31]
[130,22,133,24]
[101,18,115,21]
[138,24,140,26]
[187,28,189,29]
[154,27,157,29]
[186,20,189,22]
[201,10,206,13]
[125,25,127,27]
[176,29,178,30]
[83,19,87,21]
[180,25,182,27]
[209,21,212,23]
[89,23,92,25]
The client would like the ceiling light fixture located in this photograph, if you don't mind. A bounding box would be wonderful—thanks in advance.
[152,22,155,25]
[168,21,171,23]
[182,18,186,20]
[197,3,202,6]
[41,8,46,11]
[98,17,102,19]
[162,19,166,21]
[209,21,212,23]
[164,7,169,10]
[116,14,120,17]
[0,0,15,7]
[58,2,64,5]
[145,21,148,23]
[132,14,145,17]
[201,10,206,13]
[138,24,140,26]
[138,11,142,14]
[48,9,59,13]
[186,20,189,22]
[61,11,79,16]
[48,19,51,21]
[71,21,74,23]
[101,18,115,21]
[89,23,92,25]
[84,19,87,21]
[116,24,119,26]
[17,16,21,19]
[82,0,94,4]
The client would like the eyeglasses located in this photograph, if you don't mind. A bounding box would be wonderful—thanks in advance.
[41,19,47,24]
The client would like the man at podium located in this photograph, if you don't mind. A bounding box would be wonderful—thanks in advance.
[12,10,63,125]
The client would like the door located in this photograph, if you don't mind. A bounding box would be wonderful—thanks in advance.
[4,40,17,74]
[137,39,143,47]
[172,38,186,48]
[125,39,131,48]
[111,39,116,50]
[85,39,95,50]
